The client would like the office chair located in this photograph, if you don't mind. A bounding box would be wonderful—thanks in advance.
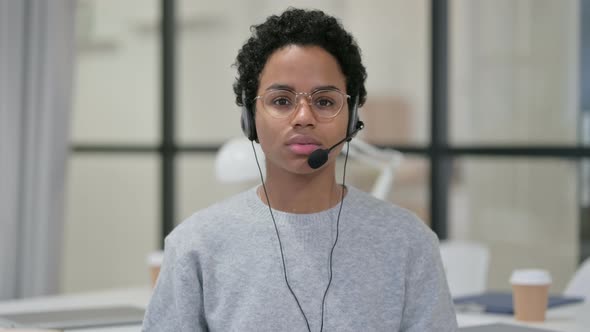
[439,240,490,298]
[563,256,590,299]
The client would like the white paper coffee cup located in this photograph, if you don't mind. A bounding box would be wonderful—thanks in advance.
[509,269,552,322]
[146,251,164,288]
[510,269,552,285]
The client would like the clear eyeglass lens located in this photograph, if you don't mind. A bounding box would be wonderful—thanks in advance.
[262,90,345,118]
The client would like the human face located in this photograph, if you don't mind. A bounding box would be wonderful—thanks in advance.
[255,45,349,175]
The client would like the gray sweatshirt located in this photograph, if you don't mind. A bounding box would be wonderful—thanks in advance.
[142,186,457,331]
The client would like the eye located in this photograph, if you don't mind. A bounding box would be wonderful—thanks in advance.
[265,90,295,110]
[272,97,292,107]
[315,97,335,108]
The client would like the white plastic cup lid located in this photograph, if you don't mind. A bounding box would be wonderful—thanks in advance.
[146,250,164,267]
[510,269,552,285]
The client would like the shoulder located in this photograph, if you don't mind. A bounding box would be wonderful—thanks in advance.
[346,186,438,246]
[165,188,258,253]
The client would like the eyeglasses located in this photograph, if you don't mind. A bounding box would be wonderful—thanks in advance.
[254,89,350,119]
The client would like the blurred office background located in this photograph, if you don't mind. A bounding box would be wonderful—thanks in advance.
[1,0,589,299]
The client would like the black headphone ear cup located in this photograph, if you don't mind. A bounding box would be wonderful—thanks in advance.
[347,95,359,136]
[241,104,257,141]
[241,91,258,141]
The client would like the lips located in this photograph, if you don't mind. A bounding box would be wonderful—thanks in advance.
[286,135,322,155]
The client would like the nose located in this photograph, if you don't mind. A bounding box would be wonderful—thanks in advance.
[290,95,316,127]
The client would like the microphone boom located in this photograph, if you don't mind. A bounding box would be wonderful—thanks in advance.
[307,121,364,169]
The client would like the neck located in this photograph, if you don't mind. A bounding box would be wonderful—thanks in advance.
[258,165,344,214]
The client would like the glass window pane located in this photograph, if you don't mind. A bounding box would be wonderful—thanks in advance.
[175,1,247,144]
[341,155,431,225]
[177,0,429,146]
[72,0,160,144]
[62,154,160,293]
[449,158,579,292]
[177,154,255,223]
[350,1,429,146]
[450,0,579,145]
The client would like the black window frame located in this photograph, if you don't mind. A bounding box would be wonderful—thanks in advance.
[71,0,590,261]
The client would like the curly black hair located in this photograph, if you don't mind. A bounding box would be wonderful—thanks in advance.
[233,8,367,116]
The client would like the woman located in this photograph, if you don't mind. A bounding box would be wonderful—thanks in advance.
[143,8,457,332]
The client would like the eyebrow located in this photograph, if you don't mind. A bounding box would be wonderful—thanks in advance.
[265,84,293,91]
[265,84,342,93]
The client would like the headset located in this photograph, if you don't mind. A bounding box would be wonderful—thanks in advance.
[244,89,362,332]
[241,90,361,142]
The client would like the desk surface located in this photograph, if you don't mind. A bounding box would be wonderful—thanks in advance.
[0,288,150,332]
[456,303,589,332]
[0,287,587,332]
